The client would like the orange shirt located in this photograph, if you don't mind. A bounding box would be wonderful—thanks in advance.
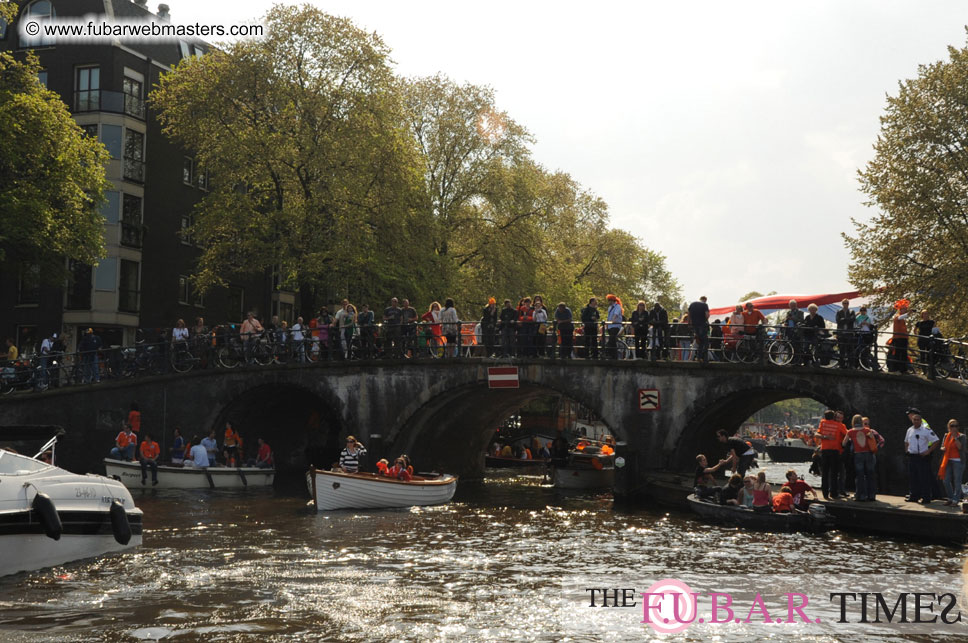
[128,410,141,433]
[224,428,239,447]
[116,431,136,448]
[892,315,908,339]
[742,309,766,333]
[140,440,160,460]
[817,419,847,452]
[773,492,794,512]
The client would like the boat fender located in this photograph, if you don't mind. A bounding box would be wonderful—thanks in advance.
[32,493,62,540]
[109,499,132,545]
[332,482,340,489]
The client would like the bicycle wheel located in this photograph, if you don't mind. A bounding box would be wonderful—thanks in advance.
[148,355,167,376]
[768,340,794,366]
[254,341,274,366]
[217,346,240,369]
[736,338,758,363]
[816,341,837,368]
[616,340,629,360]
[170,346,195,373]
[857,347,875,372]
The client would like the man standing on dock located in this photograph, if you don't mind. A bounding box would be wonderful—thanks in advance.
[816,411,848,499]
[904,407,940,504]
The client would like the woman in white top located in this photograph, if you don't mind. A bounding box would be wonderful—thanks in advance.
[533,300,549,357]
[172,319,189,343]
[439,298,460,358]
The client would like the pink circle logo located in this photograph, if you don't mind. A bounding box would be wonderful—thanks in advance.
[641,578,698,634]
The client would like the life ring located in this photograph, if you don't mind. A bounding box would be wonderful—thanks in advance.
[109,500,132,545]
[32,493,62,541]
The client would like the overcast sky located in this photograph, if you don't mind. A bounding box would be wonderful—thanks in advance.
[166,0,968,309]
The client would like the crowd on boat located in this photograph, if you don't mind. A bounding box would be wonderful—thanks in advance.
[333,435,416,482]
[107,404,274,485]
[697,407,967,509]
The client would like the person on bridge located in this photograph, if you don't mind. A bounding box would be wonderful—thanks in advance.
[687,296,710,365]
[581,298,600,359]
[904,407,939,504]
[783,301,805,365]
[139,432,160,486]
[338,436,367,473]
[605,295,624,360]
[630,301,650,359]
[815,410,847,499]
[240,312,264,365]
[650,301,669,360]
[110,424,137,461]
[835,299,857,369]
[481,298,499,357]
[716,430,755,477]
[555,302,574,359]
[889,300,911,373]
[938,419,966,506]
[440,299,460,358]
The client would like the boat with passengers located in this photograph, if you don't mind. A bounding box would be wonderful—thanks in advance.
[104,458,274,489]
[686,493,835,533]
[307,466,458,511]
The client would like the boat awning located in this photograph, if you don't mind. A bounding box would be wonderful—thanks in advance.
[708,290,870,323]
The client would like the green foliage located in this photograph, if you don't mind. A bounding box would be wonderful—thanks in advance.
[847,35,968,334]
[0,51,109,278]
[0,1,17,24]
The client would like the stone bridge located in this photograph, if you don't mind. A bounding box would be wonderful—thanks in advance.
[2,359,967,498]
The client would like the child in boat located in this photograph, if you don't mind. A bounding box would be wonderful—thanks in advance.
[773,485,794,513]
[751,471,772,512]
[387,457,412,482]
[376,458,390,476]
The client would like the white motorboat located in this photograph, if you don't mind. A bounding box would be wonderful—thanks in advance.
[307,467,457,511]
[0,437,143,577]
[104,458,274,489]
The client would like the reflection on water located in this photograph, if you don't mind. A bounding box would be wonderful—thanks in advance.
[0,468,962,641]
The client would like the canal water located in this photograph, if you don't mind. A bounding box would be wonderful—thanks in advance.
[0,464,965,641]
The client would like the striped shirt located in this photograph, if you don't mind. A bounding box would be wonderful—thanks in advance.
[339,446,366,472]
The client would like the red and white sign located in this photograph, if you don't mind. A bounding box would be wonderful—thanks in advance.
[488,366,519,389]
[638,388,660,411]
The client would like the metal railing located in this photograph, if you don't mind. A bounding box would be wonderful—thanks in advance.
[3,323,967,396]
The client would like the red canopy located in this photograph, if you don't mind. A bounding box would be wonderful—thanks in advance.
[708,290,861,317]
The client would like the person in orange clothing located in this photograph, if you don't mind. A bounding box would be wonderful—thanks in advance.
[815,410,848,499]
[127,403,141,434]
[387,457,412,481]
[110,424,137,461]
[223,421,241,467]
[139,432,160,485]
[772,485,794,513]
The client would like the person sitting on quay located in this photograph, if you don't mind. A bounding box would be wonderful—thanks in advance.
[110,424,137,461]
[717,429,756,477]
[751,471,772,513]
[139,432,160,486]
[844,414,884,502]
[170,427,185,465]
[338,435,366,473]
[720,473,744,506]
[387,457,413,482]
[694,453,728,501]
[938,418,966,507]
[202,430,219,467]
[904,407,940,504]
[184,436,211,469]
[784,469,819,510]
[772,485,794,513]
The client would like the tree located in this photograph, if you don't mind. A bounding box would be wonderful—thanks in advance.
[846,36,968,333]
[0,51,109,278]
[153,5,432,310]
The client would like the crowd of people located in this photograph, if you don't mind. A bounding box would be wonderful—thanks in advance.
[696,407,967,510]
[108,406,274,484]
[334,435,416,482]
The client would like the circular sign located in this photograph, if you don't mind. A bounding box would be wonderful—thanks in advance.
[614,456,626,468]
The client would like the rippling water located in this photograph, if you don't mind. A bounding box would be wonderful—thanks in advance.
[0,463,965,642]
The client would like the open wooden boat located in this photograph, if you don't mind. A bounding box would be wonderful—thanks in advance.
[1,431,142,577]
[104,458,274,489]
[686,494,835,533]
[307,467,457,511]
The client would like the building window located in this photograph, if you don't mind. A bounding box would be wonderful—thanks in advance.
[119,260,140,313]
[17,264,40,305]
[226,286,244,323]
[66,260,92,310]
[183,157,194,186]
[20,1,55,47]
[121,194,143,248]
[122,76,145,119]
[95,257,117,292]
[178,276,190,304]
[197,168,208,191]
[123,129,145,183]
[16,326,38,356]
[100,124,122,158]
[180,214,194,245]
[100,190,120,224]
[193,290,205,307]
[37,70,47,87]
[75,66,100,112]
[82,123,98,139]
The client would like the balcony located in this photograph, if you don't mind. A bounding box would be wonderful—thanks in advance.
[123,157,145,183]
[74,90,145,120]
[118,288,140,314]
